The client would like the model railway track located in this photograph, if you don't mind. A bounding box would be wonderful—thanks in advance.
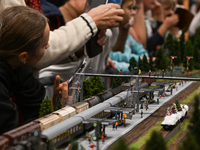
[108,81,200,150]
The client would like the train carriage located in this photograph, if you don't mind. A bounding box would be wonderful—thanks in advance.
[3,122,40,146]
[52,106,76,121]
[82,96,101,107]
[96,90,113,102]
[103,91,131,107]
[0,136,9,150]
[34,114,60,131]
[72,101,89,114]
[41,116,84,150]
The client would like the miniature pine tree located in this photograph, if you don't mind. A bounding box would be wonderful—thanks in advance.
[164,33,174,56]
[183,40,194,71]
[89,76,105,95]
[144,130,167,150]
[179,28,185,62]
[193,37,200,69]
[128,57,138,73]
[178,132,200,150]
[175,100,182,111]
[188,95,200,145]
[55,98,62,111]
[138,57,143,71]
[113,138,130,150]
[83,78,92,100]
[142,55,149,72]
[38,96,54,118]
[112,69,123,89]
[155,47,169,70]
[173,39,181,65]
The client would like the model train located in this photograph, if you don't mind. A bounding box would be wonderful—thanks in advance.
[41,90,134,149]
[0,82,148,149]
[161,104,189,130]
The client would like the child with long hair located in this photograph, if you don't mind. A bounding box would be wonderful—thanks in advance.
[0,6,68,134]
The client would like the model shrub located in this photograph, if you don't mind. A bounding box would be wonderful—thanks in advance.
[38,96,54,118]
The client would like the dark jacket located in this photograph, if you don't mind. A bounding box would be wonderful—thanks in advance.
[0,60,45,134]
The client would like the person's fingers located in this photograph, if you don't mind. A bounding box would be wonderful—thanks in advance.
[61,82,68,108]
[106,3,121,9]
[54,75,61,90]
[98,29,106,38]
[111,62,116,70]
[97,36,107,46]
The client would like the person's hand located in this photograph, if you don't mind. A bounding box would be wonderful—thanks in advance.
[87,3,124,29]
[152,1,164,22]
[52,75,68,109]
[106,57,116,70]
[164,14,179,29]
[97,29,107,46]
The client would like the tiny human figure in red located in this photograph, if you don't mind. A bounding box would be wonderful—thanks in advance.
[189,72,191,77]
[101,135,105,143]
[90,143,95,150]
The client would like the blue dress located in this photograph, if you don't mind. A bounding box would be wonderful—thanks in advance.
[109,34,148,72]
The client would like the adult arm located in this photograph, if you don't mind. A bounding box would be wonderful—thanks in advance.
[34,3,124,70]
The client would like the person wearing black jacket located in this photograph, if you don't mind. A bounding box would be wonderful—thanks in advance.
[0,6,68,134]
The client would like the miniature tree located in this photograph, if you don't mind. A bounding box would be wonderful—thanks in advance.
[112,69,123,89]
[183,40,194,71]
[83,78,92,100]
[83,77,105,100]
[113,138,130,150]
[142,55,149,72]
[164,33,174,56]
[173,39,181,65]
[175,100,182,111]
[144,130,167,150]
[193,37,200,69]
[55,98,62,111]
[188,95,200,145]
[178,132,200,150]
[138,57,143,71]
[38,96,54,118]
[155,47,169,70]
[89,76,105,95]
[128,57,138,73]
[179,28,185,62]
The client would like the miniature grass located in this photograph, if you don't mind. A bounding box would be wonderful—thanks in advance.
[129,119,164,149]
[156,79,165,82]
[166,119,190,147]
[181,85,200,104]
[129,82,200,149]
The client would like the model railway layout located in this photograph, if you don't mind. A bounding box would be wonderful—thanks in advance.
[0,81,149,149]
[0,74,196,150]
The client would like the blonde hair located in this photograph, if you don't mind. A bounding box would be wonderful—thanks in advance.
[0,6,47,59]
[158,0,176,7]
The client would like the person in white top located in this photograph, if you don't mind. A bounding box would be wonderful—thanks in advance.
[0,0,124,77]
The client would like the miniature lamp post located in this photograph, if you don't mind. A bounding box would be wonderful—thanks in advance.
[170,56,177,77]
[186,56,193,76]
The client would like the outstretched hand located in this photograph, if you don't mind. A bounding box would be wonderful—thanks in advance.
[52,75,68,109]
[88,3,124,29]
[106,57,116,70]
